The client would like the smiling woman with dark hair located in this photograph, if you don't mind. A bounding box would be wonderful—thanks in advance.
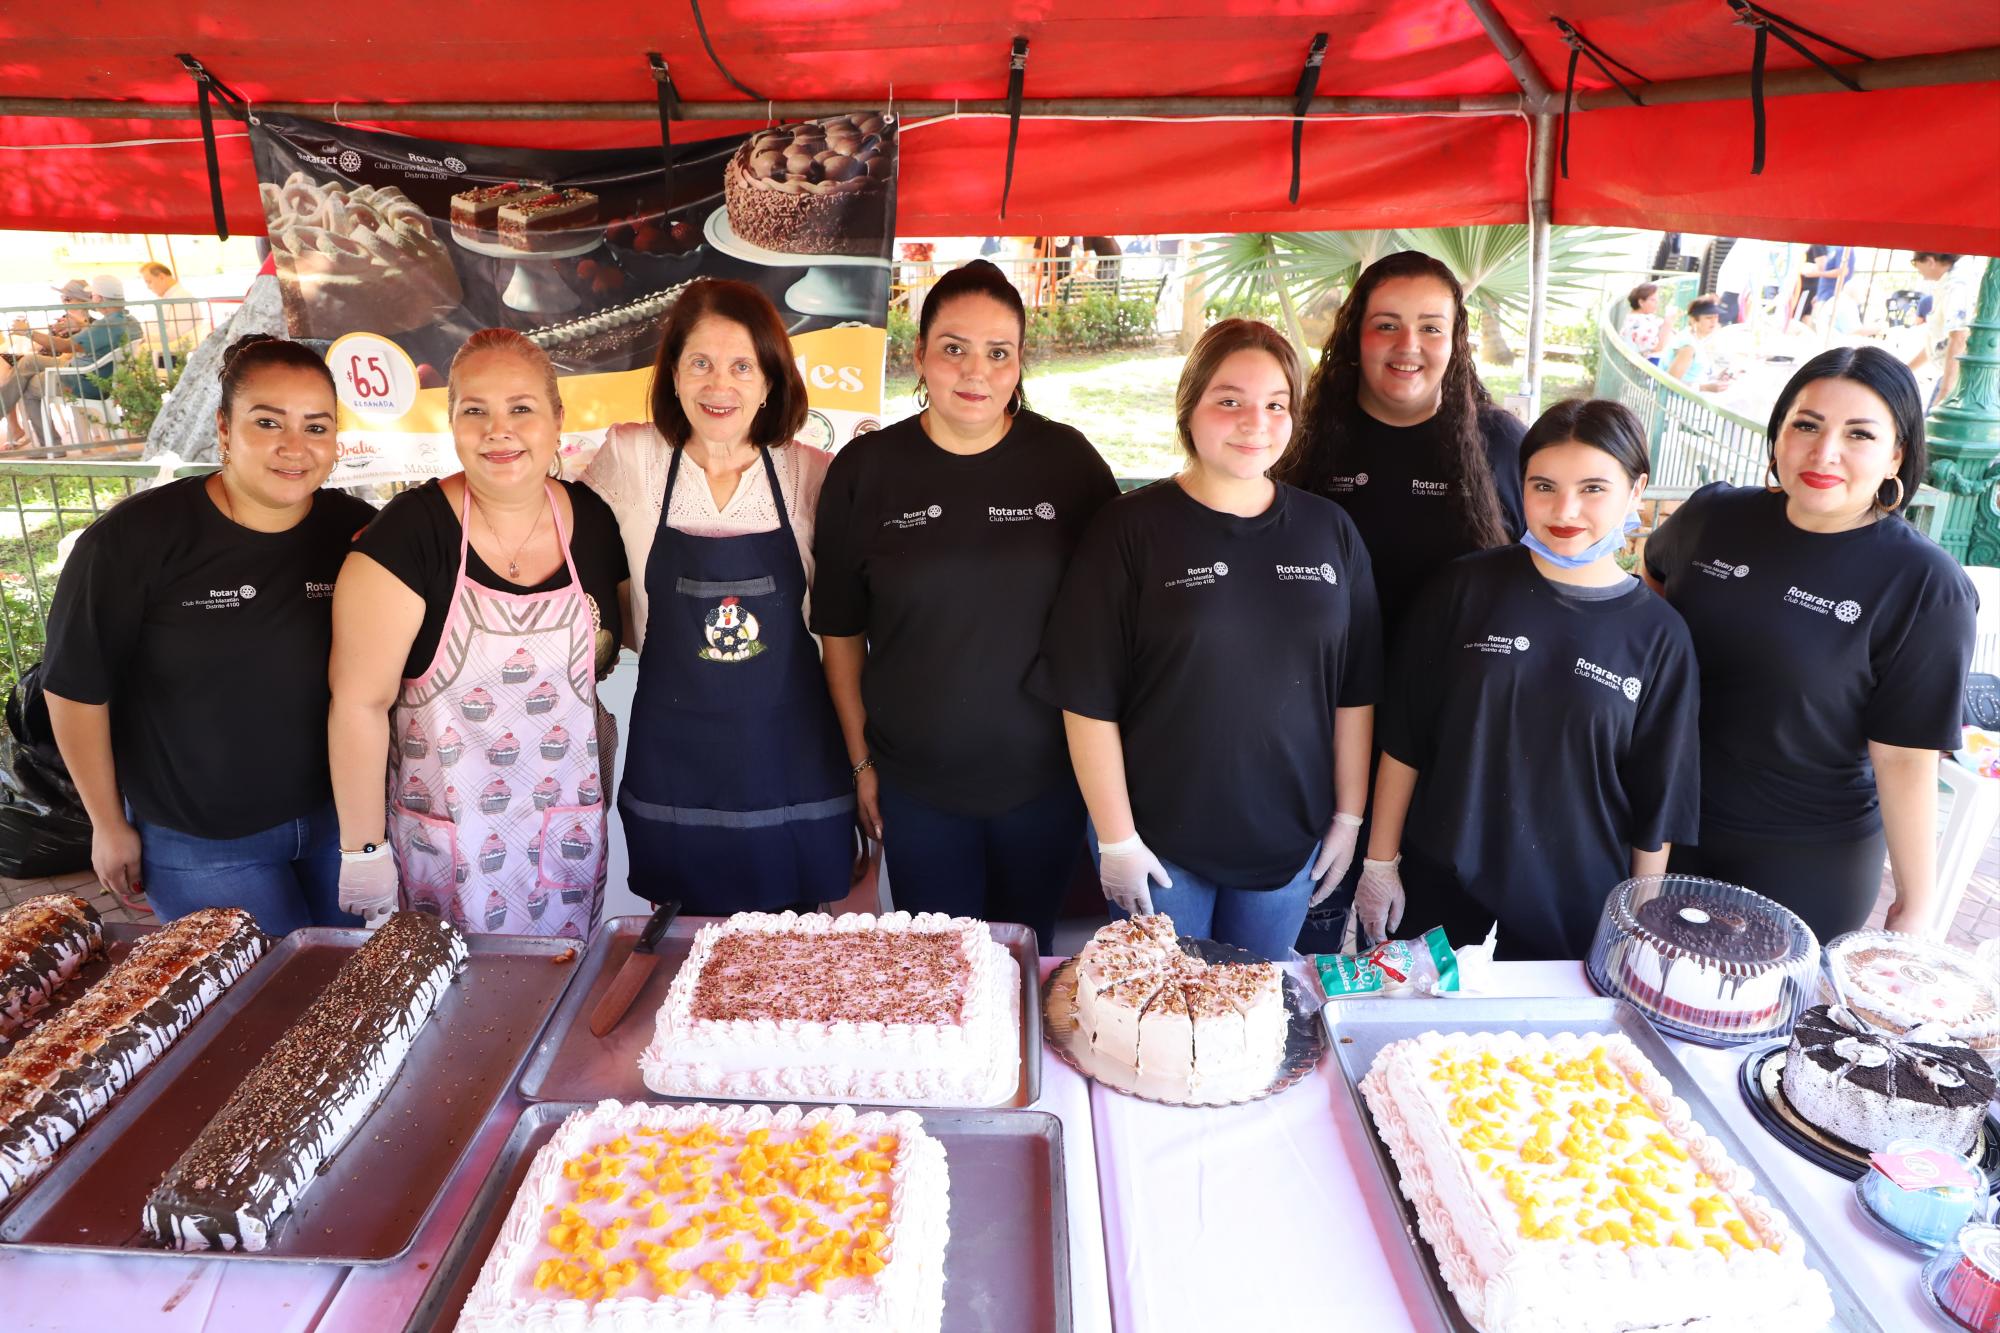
[1643,345,1975,940]
[584,278,852,917]
[44,334,375,932]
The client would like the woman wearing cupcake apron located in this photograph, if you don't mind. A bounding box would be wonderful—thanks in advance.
[589,280,853,913]
[331,330,628,937]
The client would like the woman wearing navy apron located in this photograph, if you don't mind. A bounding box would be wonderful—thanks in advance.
[586,280,852,913]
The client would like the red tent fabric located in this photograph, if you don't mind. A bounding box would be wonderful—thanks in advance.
[1,2,1995,248]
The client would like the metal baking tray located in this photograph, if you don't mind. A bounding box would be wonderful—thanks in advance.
[0,919,158,1056]
[516,915,1043,1108]
[404,1100,1071,1333]
[1323,997,1884,1333]
[0,927,579,1265]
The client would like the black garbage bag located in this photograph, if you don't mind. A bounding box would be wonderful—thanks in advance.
[0,663,94,879]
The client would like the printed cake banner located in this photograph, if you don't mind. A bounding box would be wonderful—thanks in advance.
[249,113,897,483]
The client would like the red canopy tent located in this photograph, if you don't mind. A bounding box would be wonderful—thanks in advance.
[2,2,1996,251]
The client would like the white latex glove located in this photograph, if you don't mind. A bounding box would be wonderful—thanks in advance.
[338,846,400,928]
[1096,832,1172,917]
[1308,812,1363,906]
[1354,856,1406,945]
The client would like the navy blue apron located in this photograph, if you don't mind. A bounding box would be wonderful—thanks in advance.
[618,444,854,912]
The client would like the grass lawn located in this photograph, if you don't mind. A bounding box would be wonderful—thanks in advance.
[884,343,1593,481]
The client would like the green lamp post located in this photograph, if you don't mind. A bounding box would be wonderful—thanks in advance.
[1929,257,2000,563]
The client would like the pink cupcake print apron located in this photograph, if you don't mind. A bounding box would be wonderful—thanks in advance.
[386,482,604,940]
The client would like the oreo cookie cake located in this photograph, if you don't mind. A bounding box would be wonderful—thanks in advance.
[144,911,467,1251]
[1781,1004,1997,1153]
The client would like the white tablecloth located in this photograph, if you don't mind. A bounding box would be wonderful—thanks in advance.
[1091,959,1927,1331]
[3,958,1113,1333]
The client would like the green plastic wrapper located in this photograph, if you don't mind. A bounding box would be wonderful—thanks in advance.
[1315,926,1463,1000]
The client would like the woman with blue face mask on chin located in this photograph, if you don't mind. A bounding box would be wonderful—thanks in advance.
[1355,399,1701,960]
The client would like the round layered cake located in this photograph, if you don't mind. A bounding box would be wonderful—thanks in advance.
[723,115,896,257]
[1825,930,2000,1069]
[1932,1223,2000,1329]
[1781,1004,1996,1153]
[1587,875,1817,1044]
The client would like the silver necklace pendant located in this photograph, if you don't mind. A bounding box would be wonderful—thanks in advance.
[507,561,520,578]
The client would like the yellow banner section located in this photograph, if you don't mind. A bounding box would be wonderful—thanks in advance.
[334,326,885,436]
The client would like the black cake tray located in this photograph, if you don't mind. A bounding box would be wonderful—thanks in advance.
[0,927,579,1264]
[516,914,1043,1108]
[404,1099,1071,1333]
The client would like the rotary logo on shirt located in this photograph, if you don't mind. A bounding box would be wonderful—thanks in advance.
[1575,655,1642,701]
[699,595,766,662]
[179,584,259,611]
[1464,633,1530,655]
[988,502,1056,523]
[1410,479,1453,497]
[1164,561,1228,589]
[884,504,943,530]
[1275,562,1339,585]
[1323,472,1370,493]
[1693,556,1751,581]
[1782,584,1862,623]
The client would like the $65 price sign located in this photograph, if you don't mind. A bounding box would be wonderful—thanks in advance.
[327,333,420,419]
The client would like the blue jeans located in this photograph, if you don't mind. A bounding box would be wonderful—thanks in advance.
[1088,824,1315,962]
[878,774,1085,956]
[134,800,355,936]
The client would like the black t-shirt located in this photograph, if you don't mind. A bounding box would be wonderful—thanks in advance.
[1381,547,1701,958]
[41,477,376,839]
[1644,483,1976,840]
[352,480,628,681]
[1319,405,1526,637]
[1031,480,1382,887]
[809,410,1120,816]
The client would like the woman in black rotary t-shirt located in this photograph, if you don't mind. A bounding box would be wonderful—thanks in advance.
[1035,320,1381,962]
[1275,250,1526,950]
[1365,400,1700,960]
[813,262,1118,950]
[1644,347,1975,941]
[43,335,374,934]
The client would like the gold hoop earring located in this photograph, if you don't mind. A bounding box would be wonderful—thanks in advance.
[547,452,563,480]
[1765,461,1784,494]
[1879,475,1906,510]
[217,445,229,465]
[914,379,930,410]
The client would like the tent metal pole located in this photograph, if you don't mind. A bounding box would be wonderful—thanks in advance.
[1461,0,1552,102]
[1567,46,2000,112]
[1524,113,1556,418]
[0,94,1524,121]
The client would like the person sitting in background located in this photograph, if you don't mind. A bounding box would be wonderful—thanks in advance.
[139,262,209,360]
[59,276,139,406]
[1662,297,1727,392]
[0,280,95,445]
[1620,283,1666,360]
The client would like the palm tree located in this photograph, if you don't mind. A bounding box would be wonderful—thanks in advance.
[1188,225,1635,363]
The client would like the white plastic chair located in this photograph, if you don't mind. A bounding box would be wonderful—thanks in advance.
[38,341,123,446]
[1966,566,2000,674]
[1933,759,2000,939]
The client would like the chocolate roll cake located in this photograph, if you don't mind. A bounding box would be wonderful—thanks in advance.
[0,894,102,1038]
[723,114,895,256]
[144,911,468,1251]
[0,908,266,1204]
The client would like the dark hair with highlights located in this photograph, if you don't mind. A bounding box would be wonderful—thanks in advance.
[917,260,1029,413]
[647,279,807,448]
[1277,250,1509,548]
[1767,346,1927,514]
[217,333,336,419]
[1521,398,1651,486]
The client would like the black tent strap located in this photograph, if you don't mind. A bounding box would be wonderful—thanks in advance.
[1728,0,1871,175]
[1289,33,1328,205]
[688,0,765,102]
[647,52,678,194]
[1551,17,1649,180]
[176,54,248,241]
[999,37,1029,219]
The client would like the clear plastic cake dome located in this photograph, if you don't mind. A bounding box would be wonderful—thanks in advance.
[1821,929,2000,1069]
[1586,874,1820,1046]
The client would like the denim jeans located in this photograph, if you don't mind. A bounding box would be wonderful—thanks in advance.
[1088,823,1315,962]
[134,800,356,936]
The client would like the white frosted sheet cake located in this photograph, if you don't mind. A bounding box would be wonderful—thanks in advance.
[457,1100,948,1332]
[639,912,1020,1106]
[1360,1030,1833,1333]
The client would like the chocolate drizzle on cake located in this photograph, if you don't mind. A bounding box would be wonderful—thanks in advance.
[1635,894,1789,967]
[143,911,468,1252]
[0,908,266,1203]
[0,895,102,1038]
[690,930,967,1026]
[1792,1005,1995,1109]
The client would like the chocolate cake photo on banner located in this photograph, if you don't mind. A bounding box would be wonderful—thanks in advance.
[248,112,897,483]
